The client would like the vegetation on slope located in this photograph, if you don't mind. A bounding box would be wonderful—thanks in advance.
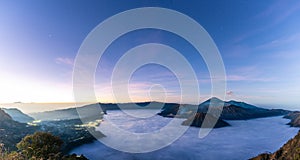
[0,132,88,160]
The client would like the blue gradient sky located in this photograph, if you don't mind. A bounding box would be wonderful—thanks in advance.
[0,1,300,107]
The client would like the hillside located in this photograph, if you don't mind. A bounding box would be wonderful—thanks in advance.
[0,108,36,150]
[39,118,105,153]
[182,112,230,128]
[0,107,104,153]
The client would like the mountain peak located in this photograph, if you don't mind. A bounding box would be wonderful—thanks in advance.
[200,97,225,106]
[203,97,224,103]
[209,97,224,102]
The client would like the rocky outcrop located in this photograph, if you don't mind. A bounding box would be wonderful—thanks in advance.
[251,130,300,160]
[182,112,230,128]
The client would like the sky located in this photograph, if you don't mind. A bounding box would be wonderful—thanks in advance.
[0,0,300,108]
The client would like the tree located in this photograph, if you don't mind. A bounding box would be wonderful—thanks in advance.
[16,132,63,159]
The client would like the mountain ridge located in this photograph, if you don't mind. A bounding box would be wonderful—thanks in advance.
[2,108,34,123]
[29,98,291,122]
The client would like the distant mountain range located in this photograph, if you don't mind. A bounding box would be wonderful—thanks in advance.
[29,103,104,121]
[1,98,294,130]
[29,102,162,121]
[26,98,293,129]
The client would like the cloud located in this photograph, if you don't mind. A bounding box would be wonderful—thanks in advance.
[55,57,74,66]
[233,2,300,44]
[226,66,275,82]
[226,75,274,82]
[251,1,300,22]
[226,75,247,81]
[94,80,193,104]
[256,33,300,50]
[226,91,234,96]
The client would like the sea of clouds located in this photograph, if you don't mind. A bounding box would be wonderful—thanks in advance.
[72,110,299,160]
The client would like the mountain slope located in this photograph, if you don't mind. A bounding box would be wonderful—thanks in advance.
[3,108,34,123]
[220,104,289,120]
[0,108,36,150]
[182,112,230,128]
[227,100,259,109]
